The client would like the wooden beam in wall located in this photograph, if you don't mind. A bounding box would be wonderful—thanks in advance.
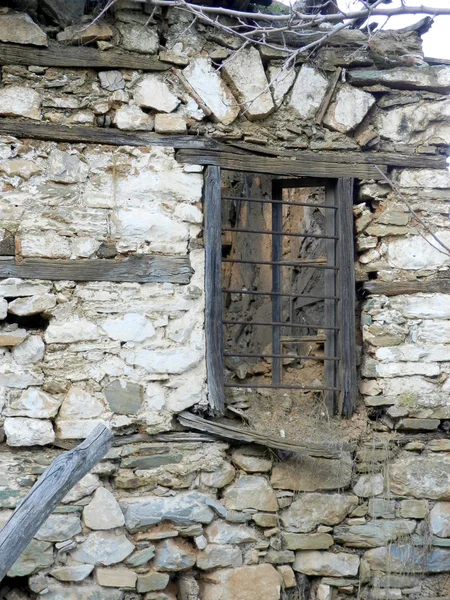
[177,149,388,180]
[0,43,171,71]
[0,257,193,284]
[363,277,450,296]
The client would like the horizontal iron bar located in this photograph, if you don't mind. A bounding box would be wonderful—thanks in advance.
[222,288,339,300]
[223,258,338,269]
[222,319,340,330]
[222,227,338,240]
[224,352,339,361]
[224,383,341,391]
[222,195,337,209]
[281,336,327,343]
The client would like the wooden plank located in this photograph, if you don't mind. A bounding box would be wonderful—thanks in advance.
[226,141,447,169]
[177,149,388,180]
[315,68,342,126]
[0,424,112,581]
[0,256,193,284]
[204,166,226,416]
[337,178,358,417]
[364,277,450,296]
[0,119,223,151]
[0,43,171,71]
[271,180,283,386]
[324,184,338,416]
[178,411,349,457]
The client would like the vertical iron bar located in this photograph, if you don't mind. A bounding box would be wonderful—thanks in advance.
[272,181,283,385]
[324,184,338,416]
[204,166,225,416]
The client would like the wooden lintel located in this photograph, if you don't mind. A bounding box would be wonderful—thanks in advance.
[0,256,193,284]
[0,43,171,71]
[364,276,450,296]
[178,411,349,458]
[177,149,387,180]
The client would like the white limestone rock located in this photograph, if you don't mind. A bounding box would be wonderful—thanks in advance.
[20,231,71,259]
[59,386,104,419]
[174,203,203,223]
[55,419,108,440]
[289,65,328,120]
[386,231,450,270]
[124,347,202,374]
[0,10,47,46]
[353,473,385,498]
[154,113,187,134]
[390,294,450,319]
[0,86,41,120]
[0,362,43,388]
[71,531,135,565]
[83,487,125,530]
[397,168,450,189]
[62,474,100,503]
[134,75,180,112]
[45,319,99,343]
[183,58,239,125]
[12,335,45,365]
[72,237,101,259]
[0,159,41,179]
[0,278,51,297]
[268,65,296,108]
[113,104,154,131]
[0,298,6,320]
[117,22,159,54]
[48,150,89,184]
[102,313,155,342]
[323,84,375,133]
[99,71,125,91]
[8,293,56,316]
[4,417,55,446]
[4,388,61,418]
[222,47,275,121]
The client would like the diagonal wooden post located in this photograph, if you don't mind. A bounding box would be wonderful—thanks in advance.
[0,424,113,581]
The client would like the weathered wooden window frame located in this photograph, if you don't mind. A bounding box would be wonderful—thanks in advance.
[203,165,357,418]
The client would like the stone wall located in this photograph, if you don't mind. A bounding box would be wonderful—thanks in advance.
[0,2,450,600]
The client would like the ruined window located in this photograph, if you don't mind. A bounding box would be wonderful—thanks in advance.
[204,166,357,421]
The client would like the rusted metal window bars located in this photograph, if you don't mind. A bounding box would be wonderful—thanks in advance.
[204,167,357,418]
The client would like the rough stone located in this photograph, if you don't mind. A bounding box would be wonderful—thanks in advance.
[364,545,450,573]
[7,539,53,577]
[55,419,107,440]
[95,567,137,588]
[333,520,416,548]
[4,388,60,419]
[0,10,47,46]
[113,104,154,131]
[353,474,384,498]
[205,521,261,545]
[62,474,100,503]
[0,159,41,180]
[283,532,334,550]
[277,565,296,589]
[59,386,104,419]
[268,65,296,108]
[289,65,328,120]
[430,502,450,537]
[398,168,450,189]
[0,327,28,347]
[104,380,144,415]
[35,514,82,542]
[48,150,88,184]
[349,66,450,93]
[103,313,155,342]
[200,564,281,600]
[281,493,358,533]
[0,86,41,120]
[153,538,196,571]
[57,22,113,44]
[201,463,235,488]
[50,564,94,582]
[293,551,359,577]
[389,454,450,499]
[265,550,295,565]
[323,84,375,133]
[368,498,396,519]
[20,232,71,259]
[134,76,180,113]
[222,47,274,120]
[183,58,239,125]
[121,492,215,532]
[232,449,272,473]
[117,22,159,54]
[397,418,440,431]
[197,544,242,570]
[400,499,428,519]
[154,113,187,134]
[126,546,156,567]
[223,476,278,512]
[45,583,123,600]
[8,294,56,316]
[271,455,352,491]
[137,570,170,593]
[99,71,126,91]
[4,417,54,446]
[83,487,125,530]
[71,531,135,566]
[253,513,277,528]
[0,279,51,297]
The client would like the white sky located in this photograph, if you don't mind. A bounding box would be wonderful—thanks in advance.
[339,0,450,59]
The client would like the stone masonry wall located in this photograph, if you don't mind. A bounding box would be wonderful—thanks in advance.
[0,3,450,600]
